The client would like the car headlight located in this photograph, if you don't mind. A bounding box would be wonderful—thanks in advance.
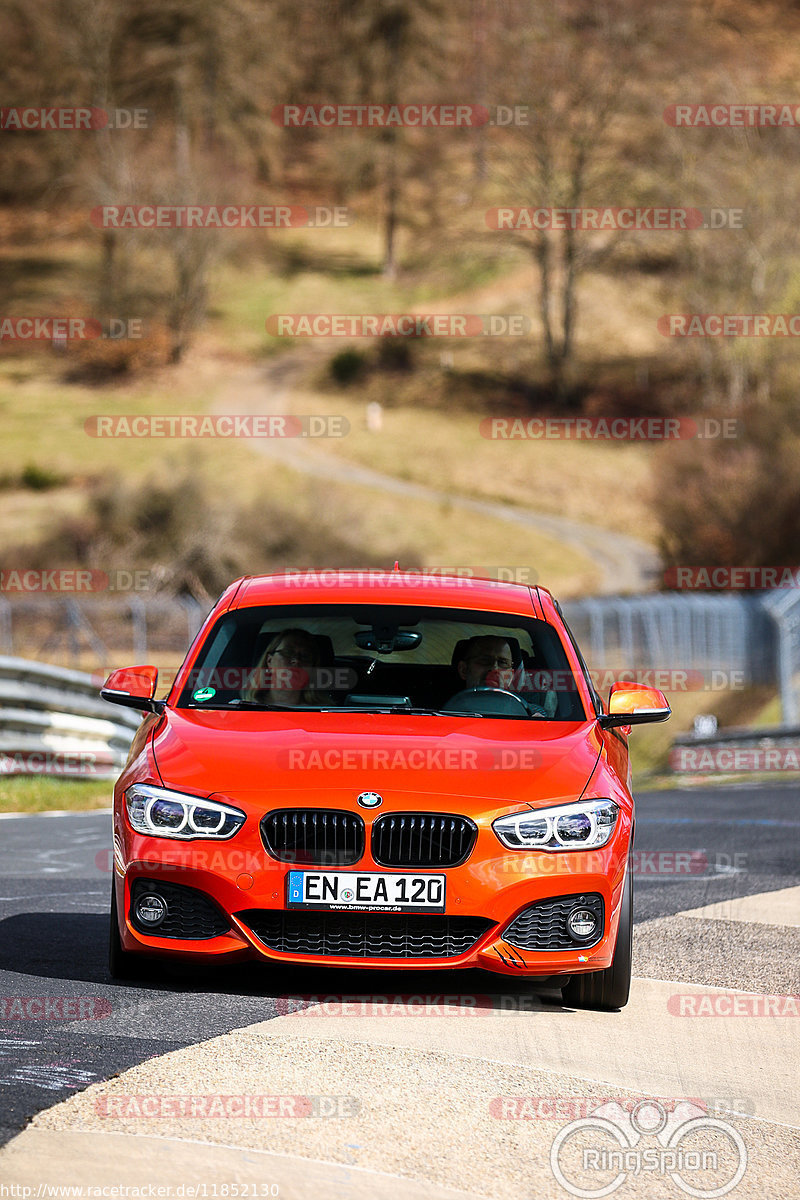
[125,784,245,840]
[493,799,619,851]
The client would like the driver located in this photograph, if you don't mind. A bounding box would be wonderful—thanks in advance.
[453,635,559,717]
[456,636,516,691]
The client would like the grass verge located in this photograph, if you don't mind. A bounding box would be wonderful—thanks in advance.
[0,776,112,814]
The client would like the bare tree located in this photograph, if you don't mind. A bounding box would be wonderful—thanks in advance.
[664,122,800,411]
[485,1,658,405]
[305,0,453,277]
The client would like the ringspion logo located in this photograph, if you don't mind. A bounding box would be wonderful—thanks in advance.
[550,1099,747,1198]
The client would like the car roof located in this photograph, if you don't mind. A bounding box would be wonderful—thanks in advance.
[223,571,553,618]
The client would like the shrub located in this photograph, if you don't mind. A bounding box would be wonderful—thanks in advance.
[376,337,413,372]
[20,463,65,490]
[655,407,800,578]
[329,348,368,385]
[61,324,172,384]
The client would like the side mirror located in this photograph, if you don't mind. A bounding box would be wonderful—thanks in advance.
[100,665,164,713]
[598,681,671,728]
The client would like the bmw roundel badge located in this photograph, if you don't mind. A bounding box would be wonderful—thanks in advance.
[357,791,383,809]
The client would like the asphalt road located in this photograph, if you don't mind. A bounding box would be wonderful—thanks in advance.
[0,782,797,1149]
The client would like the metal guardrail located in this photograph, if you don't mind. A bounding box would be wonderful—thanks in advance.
[564,590,800,726]
[0,596,205,671]
[760,589,800,726]
[0,656,141,781]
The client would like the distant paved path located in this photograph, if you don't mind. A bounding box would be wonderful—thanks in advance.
[215,354,659,594]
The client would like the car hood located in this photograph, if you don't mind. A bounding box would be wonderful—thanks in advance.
[151,708,603,812]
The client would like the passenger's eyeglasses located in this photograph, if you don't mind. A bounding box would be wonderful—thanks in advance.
[272,648,314,666]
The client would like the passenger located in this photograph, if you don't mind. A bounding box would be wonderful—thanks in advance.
[245,628,329,706]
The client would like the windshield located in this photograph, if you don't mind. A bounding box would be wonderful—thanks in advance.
[175,603,589,721]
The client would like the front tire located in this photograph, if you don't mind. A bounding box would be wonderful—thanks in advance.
[108,878,146,981]
[561,856,633,1011]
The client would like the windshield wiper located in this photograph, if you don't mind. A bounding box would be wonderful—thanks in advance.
[187,700,329,711]
[334,704,486,717]
[407,706,485,717]
[186,701,490,716]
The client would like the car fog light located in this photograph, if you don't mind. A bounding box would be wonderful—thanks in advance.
[135,893,167,927]
[567,906,598,941]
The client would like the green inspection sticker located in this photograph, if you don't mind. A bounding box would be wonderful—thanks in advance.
[193,687,216,702]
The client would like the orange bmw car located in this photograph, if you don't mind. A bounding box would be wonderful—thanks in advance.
[102,571,669,1009]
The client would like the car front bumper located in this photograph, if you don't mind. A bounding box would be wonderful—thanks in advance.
[113,810,631,978]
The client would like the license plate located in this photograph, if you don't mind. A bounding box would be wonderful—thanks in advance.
[287,871,446,912]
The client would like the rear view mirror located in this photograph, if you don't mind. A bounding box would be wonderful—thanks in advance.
[598,682,671,728]
[354,627,422,653]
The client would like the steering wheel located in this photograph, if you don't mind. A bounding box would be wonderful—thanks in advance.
[442,686,546,717]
